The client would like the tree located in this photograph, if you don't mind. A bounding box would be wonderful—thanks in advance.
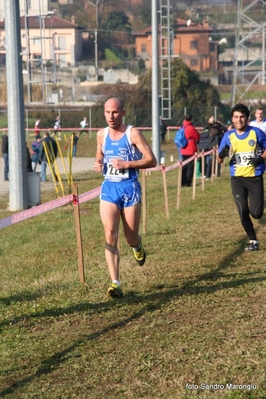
[169,59,226,125]
[136,0,152,26]
[103,11,132,33]
[89,58,230,127]
[136,58,230,126]
[102,11,133,51]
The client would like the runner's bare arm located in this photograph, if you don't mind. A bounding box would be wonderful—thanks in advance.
[94,129,104,172]
[111,128,157,171]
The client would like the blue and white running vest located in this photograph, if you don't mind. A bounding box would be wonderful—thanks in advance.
[102,125,143,182]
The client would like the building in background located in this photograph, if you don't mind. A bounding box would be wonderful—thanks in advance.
[59,0,73,4]
[134,18,218,73]
[0,0,59,21]
[0,15,83,68]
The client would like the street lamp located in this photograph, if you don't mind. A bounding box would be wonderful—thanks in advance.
[87,0,101,81]
[93,0,100,81]
[94,26,98,81]
[52,31,57,83]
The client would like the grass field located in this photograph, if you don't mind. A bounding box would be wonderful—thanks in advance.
[0,133,266,398]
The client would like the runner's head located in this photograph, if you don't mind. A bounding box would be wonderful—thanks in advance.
[104,98,125,130]
[231,103,250,119]
[231,103,249,133]
[254,107,264,123]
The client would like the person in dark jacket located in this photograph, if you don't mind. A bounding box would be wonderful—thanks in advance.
[180,113,200,186]
[198,129,213,179]
[31,135,42,171]
[2,132,9,181]
[160,117,167,144]
[207,116,226,177]
[72,132,79,158]
[207,116,225,144]
[39,131,58,182]
[26,143,33,172]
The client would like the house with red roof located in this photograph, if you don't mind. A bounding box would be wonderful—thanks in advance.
[134,18,218,73]
[0,15,84,68]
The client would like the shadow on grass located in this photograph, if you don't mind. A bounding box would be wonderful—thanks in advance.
[1,234,266,396]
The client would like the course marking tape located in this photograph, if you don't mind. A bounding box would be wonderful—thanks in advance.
[0,186,100,230]
[0,194,73,229]
[165,161,181,172]
[0,149,218,230]
[79,186,101,204]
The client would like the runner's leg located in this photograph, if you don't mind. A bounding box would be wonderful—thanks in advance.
[247,176,264,220]
[100,200,121,282]
[121,203,142,249]
[231,176,257,240]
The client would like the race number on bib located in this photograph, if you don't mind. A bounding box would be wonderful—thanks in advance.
[235,151,255,167]
[106,156,129,181]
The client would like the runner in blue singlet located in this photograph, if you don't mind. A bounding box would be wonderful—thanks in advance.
[94,97,157,298]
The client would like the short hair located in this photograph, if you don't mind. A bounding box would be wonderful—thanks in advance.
[231,103,250,119]
[185,113,192,121]
[105,97,124,111]
[44,131,50,137]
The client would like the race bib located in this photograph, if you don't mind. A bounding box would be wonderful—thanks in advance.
[105,156,129,181]
[235,151,255,166]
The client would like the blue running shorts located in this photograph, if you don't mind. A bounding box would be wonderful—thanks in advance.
[100,180,141,209]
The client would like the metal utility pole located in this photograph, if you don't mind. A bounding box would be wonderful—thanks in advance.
[24,0,32,103]
[87,0,106,80]
[231,0,266,105]
[152,0,160,164]
[159,0,172,121]
[95,0,99,80]
[94,27,98,80]
[4,0,28,210]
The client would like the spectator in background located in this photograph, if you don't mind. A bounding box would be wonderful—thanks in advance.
[80,116,88,138]
[198,127,213,179]
[207,115,226,177]
[180,113,200,187]
[40,131,58,182]
[226,122,234,131]
[31,134,42,171]
[249,107,266,133]
[72,132,79,158]
[207,116,226,145]
[34,118,41,137]
[53,115,61,140]
[2,131,9,181]
[26,142,33,172]
[160,117,167,144]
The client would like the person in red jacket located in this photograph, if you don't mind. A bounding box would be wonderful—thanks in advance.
[180,113,200,187]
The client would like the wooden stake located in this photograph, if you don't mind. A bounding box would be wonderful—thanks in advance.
[142,169,147,234]
[73,183,85,283]
[192,154,197,200]
[211,148,215,183]
[201,150,205,191]
[162,165,169,219]
[215,145,219,178]
[176,161,182,210]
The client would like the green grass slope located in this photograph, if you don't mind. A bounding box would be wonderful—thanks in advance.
[0,143,265,398]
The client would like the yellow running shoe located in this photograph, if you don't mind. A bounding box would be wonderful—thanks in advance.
[107,283,124,298]
[133,244,146,266]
